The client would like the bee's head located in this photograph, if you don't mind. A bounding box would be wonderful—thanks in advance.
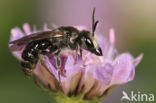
[78,30,102,56]
[78,8,102,56]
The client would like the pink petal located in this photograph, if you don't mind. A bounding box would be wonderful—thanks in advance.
[60,54,83,94]
[43,23,51,31]
[96,34,109,56]
[133,53,144,67]
[94,63,113,85]
[34,61,59,91]
[126,53,143,81]
[77,64,96,94]
[43,50,82,82]
[33,25,37,32]
[43,23,48,30]
[10,27,25,42]
[82,51,102,66]
[11,50,23,60]
[109,28,115,45]
[111,53,135,85]
[23,23,31,35]
[81,64,113,98]
[127,67,135,82]
[43,56,58,80]
[9,27,26,60]
[62,53,83,81]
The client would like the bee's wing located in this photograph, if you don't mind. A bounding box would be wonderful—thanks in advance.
[9,30,64,45]
[9,30,64,51]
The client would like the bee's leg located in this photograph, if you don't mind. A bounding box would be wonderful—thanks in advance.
[56,56,61,82]
[74,45,79,64]
[80,48,82,57]
[21,57,38,77]
[21,61,35,77]
[54,49,61,82]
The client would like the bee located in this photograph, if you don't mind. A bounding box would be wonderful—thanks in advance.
[9,8,103,80]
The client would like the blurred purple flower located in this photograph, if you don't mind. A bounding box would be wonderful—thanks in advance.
[9,23,143,101]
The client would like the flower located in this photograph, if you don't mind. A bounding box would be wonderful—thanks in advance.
[9,23,143,103]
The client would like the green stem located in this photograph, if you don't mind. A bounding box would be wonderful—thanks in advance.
[49,87,114,103]
[50,92,103,103]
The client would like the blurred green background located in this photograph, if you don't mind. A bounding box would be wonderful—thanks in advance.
[0,0,155,103]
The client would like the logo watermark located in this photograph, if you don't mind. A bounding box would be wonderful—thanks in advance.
[121,91,154,102]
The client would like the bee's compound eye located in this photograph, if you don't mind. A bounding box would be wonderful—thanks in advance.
[86,39,92,44]
[85,38,93,47]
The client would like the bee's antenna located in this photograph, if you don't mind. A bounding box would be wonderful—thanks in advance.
[92,8,99,36]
